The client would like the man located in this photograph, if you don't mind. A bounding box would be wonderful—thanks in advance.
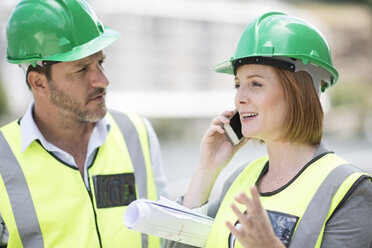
[0,0,168,247]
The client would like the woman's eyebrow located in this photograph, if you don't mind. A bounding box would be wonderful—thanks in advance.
[235,74,264,81]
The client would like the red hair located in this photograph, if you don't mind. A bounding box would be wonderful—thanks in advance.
[275,68,323,145]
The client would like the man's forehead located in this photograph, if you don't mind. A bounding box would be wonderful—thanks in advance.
[71,51,105,66]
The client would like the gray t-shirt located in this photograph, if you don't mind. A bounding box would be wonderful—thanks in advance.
[165,144,372,248]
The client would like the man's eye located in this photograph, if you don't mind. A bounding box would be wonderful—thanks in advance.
[77,67,87,73]
[234,84,240,89]
[98,60,105,69]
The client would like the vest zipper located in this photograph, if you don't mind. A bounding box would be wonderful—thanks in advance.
[32,139,104,246]
[86,180,103,248]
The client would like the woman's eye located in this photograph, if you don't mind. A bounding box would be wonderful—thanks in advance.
[251,82,262,87]
[234,83,240,89]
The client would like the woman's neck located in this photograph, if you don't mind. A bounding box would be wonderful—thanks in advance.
[258,141,317,193]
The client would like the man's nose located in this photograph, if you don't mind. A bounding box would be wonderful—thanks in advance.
[90,64,109,88]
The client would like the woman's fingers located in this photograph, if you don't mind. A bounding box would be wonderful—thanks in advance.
[206,110,237,137]
[206,124,225,136]
[211,110,235,125]
[231,203,253,228]
[226,220,245,241]
[226,187,284,248]
[235,186,263,217]
[222,109,235,118]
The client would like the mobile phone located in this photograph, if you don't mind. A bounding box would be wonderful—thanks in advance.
[222,110,244,146]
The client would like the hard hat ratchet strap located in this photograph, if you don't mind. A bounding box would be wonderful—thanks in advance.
[233,56,295,75]
[41,61,61,67]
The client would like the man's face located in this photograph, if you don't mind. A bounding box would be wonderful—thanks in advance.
[46,51,109,123]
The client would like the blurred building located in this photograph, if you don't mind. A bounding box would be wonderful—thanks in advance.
[0,0,371,198]
[90,0,320,118]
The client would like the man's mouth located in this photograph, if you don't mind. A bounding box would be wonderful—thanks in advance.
[88,89,106,102]
[92,94,105,100]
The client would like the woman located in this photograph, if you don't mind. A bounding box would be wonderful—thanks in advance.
[170,12,372,247]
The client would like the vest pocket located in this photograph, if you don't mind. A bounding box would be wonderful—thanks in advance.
[93,173,137,208]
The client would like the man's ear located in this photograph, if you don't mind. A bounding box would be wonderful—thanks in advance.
[28,71,48,95]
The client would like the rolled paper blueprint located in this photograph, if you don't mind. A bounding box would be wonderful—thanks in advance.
[124,197,214,247]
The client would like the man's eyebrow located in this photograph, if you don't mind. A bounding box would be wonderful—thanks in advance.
[73,59,91,68]
[73,54,106,68]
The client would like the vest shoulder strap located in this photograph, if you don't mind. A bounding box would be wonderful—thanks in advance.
[108,110,151,248]
[0,124,44,247]
[109,110,149,199]
[289,163,363,248]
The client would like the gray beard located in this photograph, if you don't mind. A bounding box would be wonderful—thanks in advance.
[48,80,106,123]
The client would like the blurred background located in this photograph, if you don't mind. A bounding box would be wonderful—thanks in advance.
[0,0,371,201]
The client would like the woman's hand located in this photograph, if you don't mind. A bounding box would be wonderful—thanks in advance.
[199,110,247,174]
[183,110,248,208]
[226,186,285,248]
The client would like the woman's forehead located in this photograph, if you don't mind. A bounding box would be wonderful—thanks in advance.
[235,64,277,80]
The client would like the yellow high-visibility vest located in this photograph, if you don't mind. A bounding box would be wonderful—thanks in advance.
[0,112,160,248]
[206,153,369,248]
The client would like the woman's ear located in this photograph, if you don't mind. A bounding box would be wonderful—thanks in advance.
[28,70,48,95]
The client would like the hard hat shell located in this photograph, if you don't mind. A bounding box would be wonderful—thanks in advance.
[214,12,338,89]
[6,0,120,67]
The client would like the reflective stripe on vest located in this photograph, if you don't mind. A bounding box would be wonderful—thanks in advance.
[0,112,157,248]
[109,111,149,247]
[110,111,148,199]
[0,132,44,248]
[205,153,369,248]
[289,163,362,248]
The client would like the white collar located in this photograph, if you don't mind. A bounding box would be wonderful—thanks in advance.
[20,102,110,153]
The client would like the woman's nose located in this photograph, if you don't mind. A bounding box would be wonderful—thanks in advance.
[235,88,249,106]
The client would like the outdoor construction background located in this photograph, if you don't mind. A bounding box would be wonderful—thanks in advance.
[0,0,371,200]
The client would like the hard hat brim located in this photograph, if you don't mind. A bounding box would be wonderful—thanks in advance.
[7,27,121,64]
[213,60,234,75]
[214,55,339,90]
[45,27,121,62]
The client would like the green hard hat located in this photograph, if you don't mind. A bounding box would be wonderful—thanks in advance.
[6,0,120,67]
[214,12,338,91]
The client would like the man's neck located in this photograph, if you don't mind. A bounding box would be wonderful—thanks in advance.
[33,103,96,173]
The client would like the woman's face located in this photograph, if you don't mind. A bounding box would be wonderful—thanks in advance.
[234,64,288,142]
